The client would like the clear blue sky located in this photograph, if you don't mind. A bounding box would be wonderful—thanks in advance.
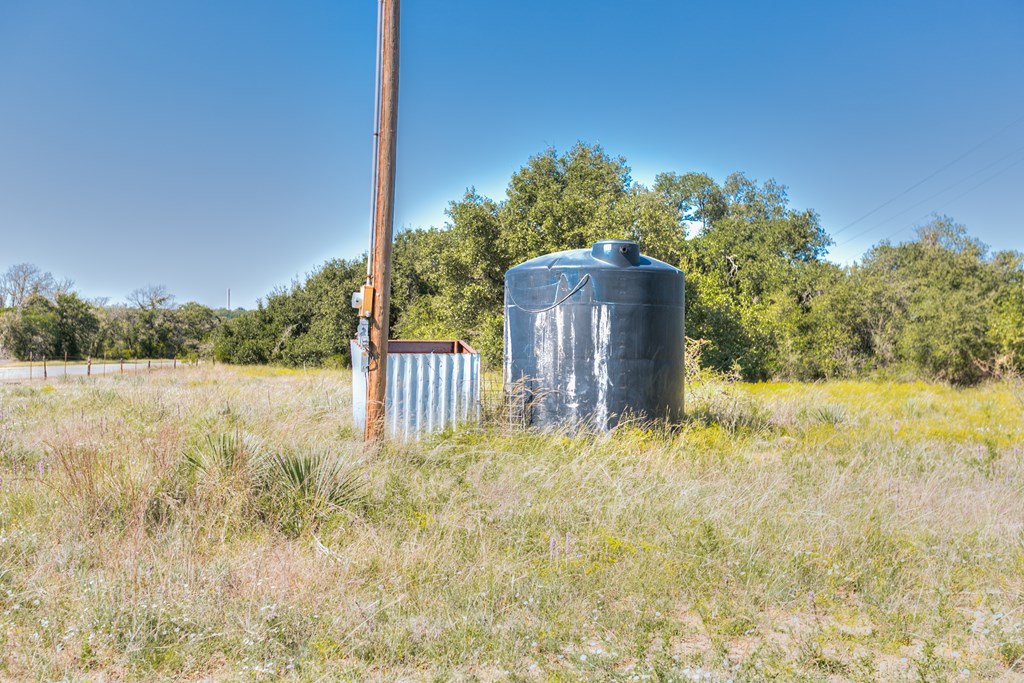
[1,1,1022,308]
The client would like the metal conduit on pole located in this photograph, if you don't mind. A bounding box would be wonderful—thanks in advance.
[364,0,400,444]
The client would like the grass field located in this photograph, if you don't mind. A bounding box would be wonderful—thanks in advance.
[1,366,1023,681]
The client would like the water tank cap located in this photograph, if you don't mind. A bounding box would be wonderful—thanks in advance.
[592,240,640,266]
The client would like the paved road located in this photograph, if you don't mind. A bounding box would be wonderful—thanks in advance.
[0,360,183,382]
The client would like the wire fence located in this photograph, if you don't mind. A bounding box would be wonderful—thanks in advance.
[0,358,202,384]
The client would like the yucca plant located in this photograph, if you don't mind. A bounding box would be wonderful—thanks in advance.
[185,431,267,481]
[812,403,847,426]
[269,449,364,535]
[179,431,271,525]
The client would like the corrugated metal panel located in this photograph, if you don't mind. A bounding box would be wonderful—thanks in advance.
[351,341,480,439]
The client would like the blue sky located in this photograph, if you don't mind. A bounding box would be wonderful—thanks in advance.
[1,0,1021,308]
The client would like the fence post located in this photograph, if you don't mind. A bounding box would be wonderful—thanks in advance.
[64,351,68,376]
[29,353,32,381]
[43,356,47,380]
[87,357,92,376]
[120,359,123,374]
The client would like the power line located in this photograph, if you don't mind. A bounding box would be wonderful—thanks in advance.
[366,0,385,281]
[837,153,1024,249]
[832,144,1024,245]
[832,114,1024,237]
[932,154,1024,215]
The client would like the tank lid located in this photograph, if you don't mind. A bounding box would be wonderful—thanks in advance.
[591,240,640,266]
[505,240,683,275]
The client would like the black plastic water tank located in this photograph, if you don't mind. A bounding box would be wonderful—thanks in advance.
[504,240,685,429]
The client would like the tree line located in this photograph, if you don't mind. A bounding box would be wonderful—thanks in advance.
[213,143,1024,385]
[0,265,226,362]
[7,143,1022,384]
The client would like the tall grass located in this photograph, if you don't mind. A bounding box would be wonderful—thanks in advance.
[0,367,1022,680]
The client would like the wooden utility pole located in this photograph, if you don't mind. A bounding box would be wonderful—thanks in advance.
[364,0,400,443]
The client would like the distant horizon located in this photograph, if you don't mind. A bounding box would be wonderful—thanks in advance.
[5,197,1012,313]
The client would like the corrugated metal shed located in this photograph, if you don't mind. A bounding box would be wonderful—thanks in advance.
[351,340,481,439]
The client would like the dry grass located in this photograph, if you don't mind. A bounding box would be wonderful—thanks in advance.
[1,367,1023,681]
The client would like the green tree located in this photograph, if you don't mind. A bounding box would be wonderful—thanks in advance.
[395,143,683,363]
[987,263,1024,371]
[653,171,727,232]
[681,172,832,379]
[397,193,506,359]
[212,258,365,366]
[501,143,634,264]
[53,292,99,359]
[173,302,218,358]
[0,294,58,359]
[845,216,1016,384]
